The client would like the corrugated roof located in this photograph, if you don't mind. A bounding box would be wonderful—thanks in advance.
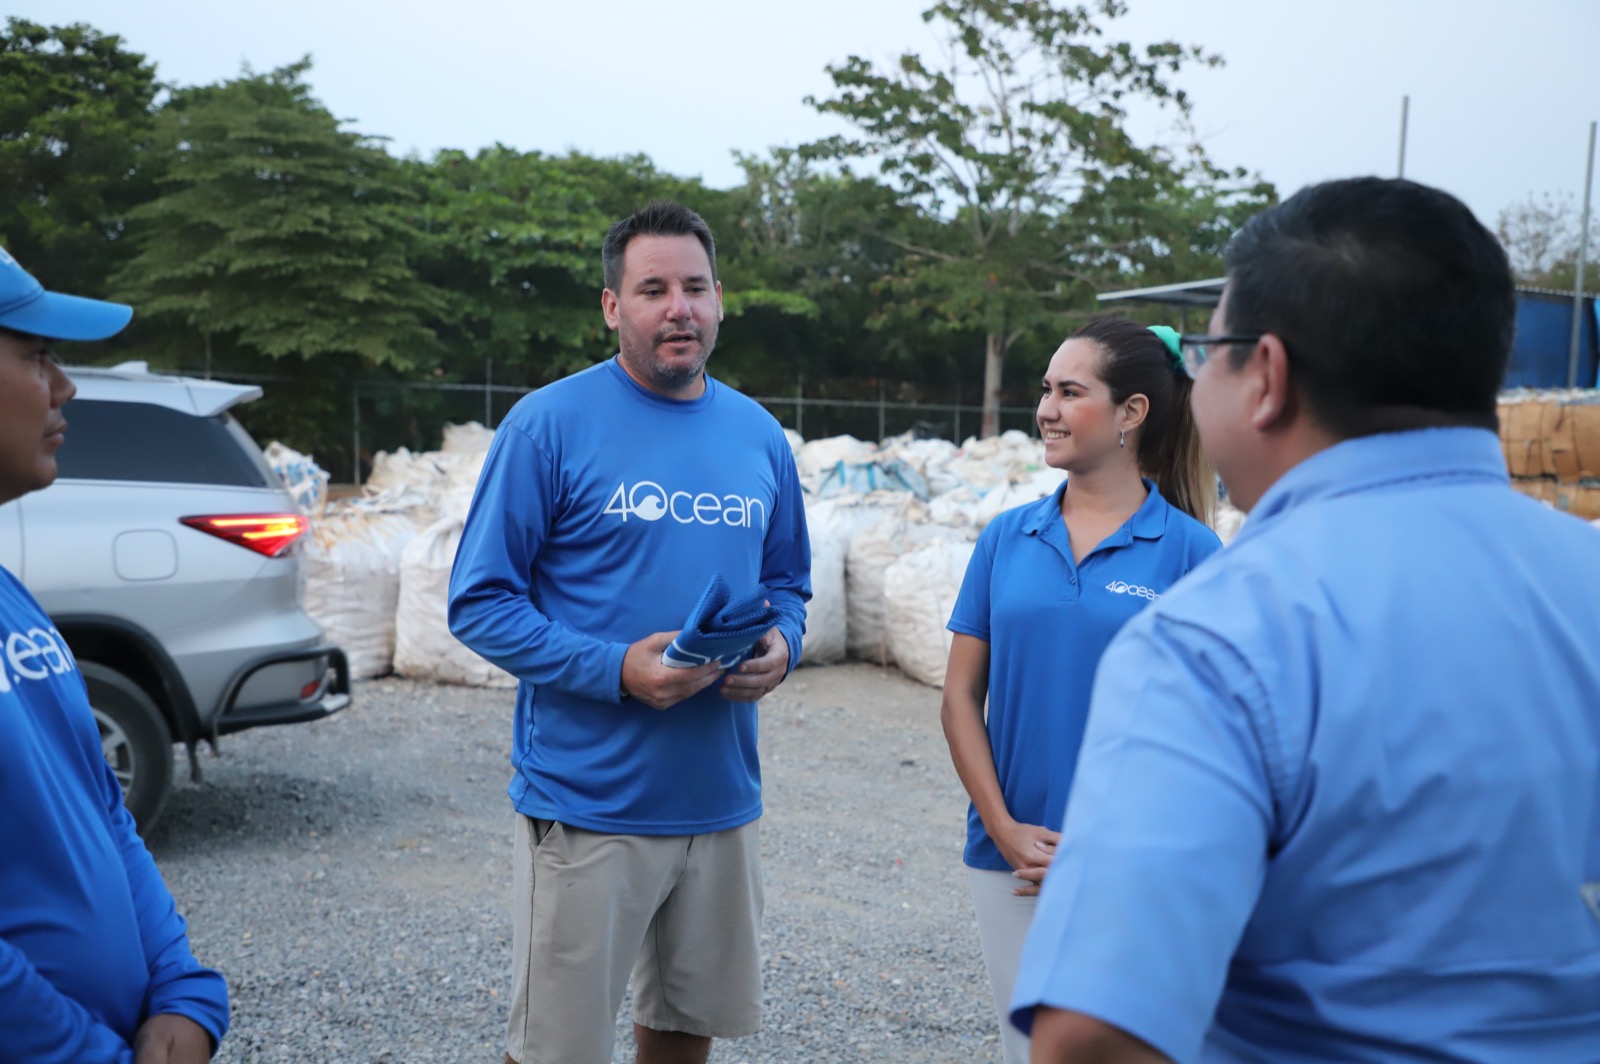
[1098,279,1596,307]
[1096,278,1227,307]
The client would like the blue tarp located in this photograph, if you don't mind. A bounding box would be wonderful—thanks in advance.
[1504,291,1599,389]
[815,459,931,501]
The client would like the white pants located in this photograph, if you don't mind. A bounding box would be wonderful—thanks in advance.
[967,867,1037,1064]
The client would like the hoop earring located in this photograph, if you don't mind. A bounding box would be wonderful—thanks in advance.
[1119,427,1125,449]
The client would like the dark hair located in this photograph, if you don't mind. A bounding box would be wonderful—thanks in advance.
[1222,177,1515,436]
[1070,317,1217,525]
[601,201,718,293]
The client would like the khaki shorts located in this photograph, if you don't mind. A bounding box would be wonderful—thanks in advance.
[506,815,763,1064]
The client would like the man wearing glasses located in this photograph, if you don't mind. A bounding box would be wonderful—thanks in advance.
[1011,177,1600,1062]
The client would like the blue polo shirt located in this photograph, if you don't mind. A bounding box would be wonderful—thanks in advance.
[947,480,1221,871]
[1010,428,1600,1062]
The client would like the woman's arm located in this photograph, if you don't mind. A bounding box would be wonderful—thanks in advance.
[940,633,1058,888]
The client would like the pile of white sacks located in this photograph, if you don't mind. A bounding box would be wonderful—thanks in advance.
[272,425,1248,691]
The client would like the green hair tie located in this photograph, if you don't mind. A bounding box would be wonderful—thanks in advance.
[1147,325,1183,370]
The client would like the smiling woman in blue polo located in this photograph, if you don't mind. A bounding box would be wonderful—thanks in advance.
[939,317,1222,1064]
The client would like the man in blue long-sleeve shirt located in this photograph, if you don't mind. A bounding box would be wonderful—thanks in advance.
[0,247,229,1062]
[448,201,811,1064]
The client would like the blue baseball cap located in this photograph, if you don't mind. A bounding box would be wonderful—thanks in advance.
[0,246,132,342]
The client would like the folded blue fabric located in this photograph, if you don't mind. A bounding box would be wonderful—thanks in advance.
[662,572,779,670]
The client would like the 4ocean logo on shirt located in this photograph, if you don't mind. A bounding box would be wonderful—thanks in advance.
[1105,579,1160,601]
[0,624,77,694]
[604,480,768,531]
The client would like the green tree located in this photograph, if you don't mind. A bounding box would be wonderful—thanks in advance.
[0,19,157,310]
[720,148,955,394]
[110,59,443,375]
[805,0,1267,436]
[408,146,615,385]
[108,59,447,469]
[407,147,823,393]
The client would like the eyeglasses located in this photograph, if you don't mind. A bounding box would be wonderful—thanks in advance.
[1176,334,1262,378]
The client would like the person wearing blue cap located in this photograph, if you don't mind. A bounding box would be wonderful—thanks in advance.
[0,249,229,1061]
[447,202,811,1064]
[1015,178,1600,1062]
[939,316,1223,1064]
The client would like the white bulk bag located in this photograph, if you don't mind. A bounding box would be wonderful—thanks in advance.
[1214,504,1247,546]
[365,447,446,497]
[441,421,496,455]
[972,468,1066,530]
[884,539,977,688]
[846,507,971,666]
[304,507,421,679]
[798,522,847,666]
[797,435,876,483]
[263,441,330,518]
[393,517,516,688]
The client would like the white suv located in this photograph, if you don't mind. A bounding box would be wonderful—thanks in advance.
[0,362,349,833]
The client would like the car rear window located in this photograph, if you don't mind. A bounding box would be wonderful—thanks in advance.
[55,399,271,487]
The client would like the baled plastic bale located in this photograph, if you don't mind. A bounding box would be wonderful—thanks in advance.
[393,516,516,688]
[797,435,876,482]
[797,522,847,665]
[926,486,984,534]
[883,539,978,688]
[438,450,488,520]
[441,421,496,455]
[1213,503,1247,546]
[973,467,1066,530]
[304,507,422,679]
[263,441,330,518]
[367,448,480,516]
[846,504,972,666]
[365,448,443,495]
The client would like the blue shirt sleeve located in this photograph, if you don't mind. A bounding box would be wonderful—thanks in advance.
[102,754,229,1051]
[947,523,998,641]
[0,722,227,1064]
[448,421,631,702]
[1008,614,1276,1063]
[759,444,811,672]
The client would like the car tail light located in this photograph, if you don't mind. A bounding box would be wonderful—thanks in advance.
[180,513,308,558]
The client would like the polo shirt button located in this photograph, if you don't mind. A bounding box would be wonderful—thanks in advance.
[1069,576,1076,584]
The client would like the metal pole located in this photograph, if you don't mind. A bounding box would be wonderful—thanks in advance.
[351,382,362,488]
[878,381,886,442]
[952,386,960,443]
[1397,95,1409,178]
[485,357,493,426]
[795,374,804,438]
[1569,120,1597,388]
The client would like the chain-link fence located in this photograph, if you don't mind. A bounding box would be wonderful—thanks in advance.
[183,370,1041,485]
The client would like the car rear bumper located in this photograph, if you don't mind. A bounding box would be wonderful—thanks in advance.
[214,643,351,735]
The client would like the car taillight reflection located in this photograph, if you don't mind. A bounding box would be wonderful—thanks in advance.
[180,514,308,558]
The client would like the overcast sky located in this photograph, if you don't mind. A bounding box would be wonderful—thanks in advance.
[22,0,1599,229]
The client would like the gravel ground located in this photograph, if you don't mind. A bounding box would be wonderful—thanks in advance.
[149,663,1000,1063]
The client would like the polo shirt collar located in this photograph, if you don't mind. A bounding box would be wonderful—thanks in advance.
[1019,477,1171,541]
[1234,427,1507,549]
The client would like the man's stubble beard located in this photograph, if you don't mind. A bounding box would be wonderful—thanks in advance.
[620,325,718,393]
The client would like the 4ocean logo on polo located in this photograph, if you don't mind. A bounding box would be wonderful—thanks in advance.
[1105,579,1160,601]
[0,625,77,694]
[604,480,768,531]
